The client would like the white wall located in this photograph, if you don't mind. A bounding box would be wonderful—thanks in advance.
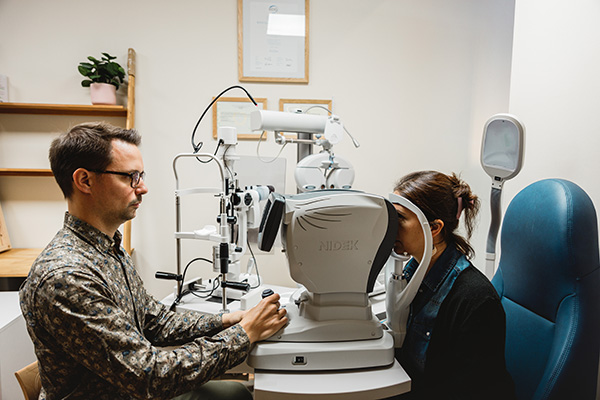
[507,0,600,218]
[0,0,515,299]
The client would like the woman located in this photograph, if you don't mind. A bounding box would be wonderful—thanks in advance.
[391,171,515,399]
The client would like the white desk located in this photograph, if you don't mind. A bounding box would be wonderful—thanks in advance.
[163,285,411,399]
[254,360,410,399]
[0,291,36,400]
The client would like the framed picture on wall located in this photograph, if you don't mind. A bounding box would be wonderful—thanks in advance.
[212,97,268,140]
[279,98,332,114]
[238,0,309,83]
[0,203,11,253]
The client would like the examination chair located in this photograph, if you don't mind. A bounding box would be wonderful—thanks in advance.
[492,179,600,400]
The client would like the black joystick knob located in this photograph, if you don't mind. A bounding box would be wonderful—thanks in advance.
[262,288,275,299]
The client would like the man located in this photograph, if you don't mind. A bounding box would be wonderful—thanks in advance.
[20,122,288,399]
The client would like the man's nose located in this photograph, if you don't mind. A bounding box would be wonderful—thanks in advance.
[136,179,148,194]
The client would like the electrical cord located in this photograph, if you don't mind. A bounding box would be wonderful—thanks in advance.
[171,257,214,308]
[171,85,265,309]
[304,105,332,114]
[173,244,261,305]
[195,139,224,164]
[171,278,221,305]
[189,276,221,299]
[191,85,258,153]
[303,105,360,148]
[254,105,358,165]
[256,129,288,163]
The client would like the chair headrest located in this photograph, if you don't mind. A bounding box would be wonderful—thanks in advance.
[498,179,599,321]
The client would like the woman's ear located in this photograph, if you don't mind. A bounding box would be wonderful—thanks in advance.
[72,168,93,194]
[430,219,445,239]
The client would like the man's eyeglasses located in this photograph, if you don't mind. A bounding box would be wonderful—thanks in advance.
[90,170,146,188]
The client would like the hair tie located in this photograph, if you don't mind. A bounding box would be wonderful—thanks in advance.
[457,198,475,220]
[456,197,463,220]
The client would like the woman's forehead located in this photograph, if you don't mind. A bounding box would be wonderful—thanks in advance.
[393,203,412,216]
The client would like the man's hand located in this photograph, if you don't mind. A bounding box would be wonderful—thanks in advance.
[222,310,245,328]
[239,293,288,343]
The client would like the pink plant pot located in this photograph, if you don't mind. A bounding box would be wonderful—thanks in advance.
[90,83,117,105]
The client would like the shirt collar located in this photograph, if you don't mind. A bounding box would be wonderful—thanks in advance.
[404,244,461,293]
[421,245,461,292]
[64,212,123,253]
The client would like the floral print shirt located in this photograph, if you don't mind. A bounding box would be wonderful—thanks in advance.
[20,213,250,399]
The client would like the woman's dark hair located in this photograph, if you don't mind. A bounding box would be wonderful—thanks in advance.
[393,170,480,258]
[49,122,141,198]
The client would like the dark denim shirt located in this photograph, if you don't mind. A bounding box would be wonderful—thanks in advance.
[401,245,470,374]
[395,245,515,399]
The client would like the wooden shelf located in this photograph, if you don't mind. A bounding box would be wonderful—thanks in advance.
[0,49,136,257]
[0,102,127,117]
[0,168,53,177]
[0,102,128,178]
[0,248,41,277]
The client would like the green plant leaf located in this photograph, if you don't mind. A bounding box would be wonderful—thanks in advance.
[79,52,124,87]
[78,65,92,76]
[81,79,92,87]
[106,64,117,75]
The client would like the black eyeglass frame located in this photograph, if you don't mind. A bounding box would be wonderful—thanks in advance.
[89,170,146,188]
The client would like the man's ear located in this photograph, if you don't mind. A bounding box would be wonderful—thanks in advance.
[430,219,445,239]
[72,168,93,194]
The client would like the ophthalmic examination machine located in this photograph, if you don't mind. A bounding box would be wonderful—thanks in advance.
[156,87,433,374]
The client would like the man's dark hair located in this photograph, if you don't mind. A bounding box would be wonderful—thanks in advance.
[49,122,141,198]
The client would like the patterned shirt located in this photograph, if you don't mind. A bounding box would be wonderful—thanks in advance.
[19,213,250,400]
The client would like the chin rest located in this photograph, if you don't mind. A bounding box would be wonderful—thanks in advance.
[492,179,600,400]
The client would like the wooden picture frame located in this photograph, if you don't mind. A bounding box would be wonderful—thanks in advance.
[212,97,268,140]
[238,0,309,83]
[279,98,332,114]
[0,203,11,253]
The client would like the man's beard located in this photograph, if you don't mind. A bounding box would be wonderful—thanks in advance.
[120,197,142,222]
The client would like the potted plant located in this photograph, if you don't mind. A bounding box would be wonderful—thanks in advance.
[78,52,125,105]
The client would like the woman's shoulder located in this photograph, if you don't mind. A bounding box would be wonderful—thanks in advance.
[453,263,497,295]
[432,265,506,339]
[444,264,502,314]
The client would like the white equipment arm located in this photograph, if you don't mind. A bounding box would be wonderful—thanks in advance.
[385,193,433,348]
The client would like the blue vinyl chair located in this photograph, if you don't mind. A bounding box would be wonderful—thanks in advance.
[492,179,600,400]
